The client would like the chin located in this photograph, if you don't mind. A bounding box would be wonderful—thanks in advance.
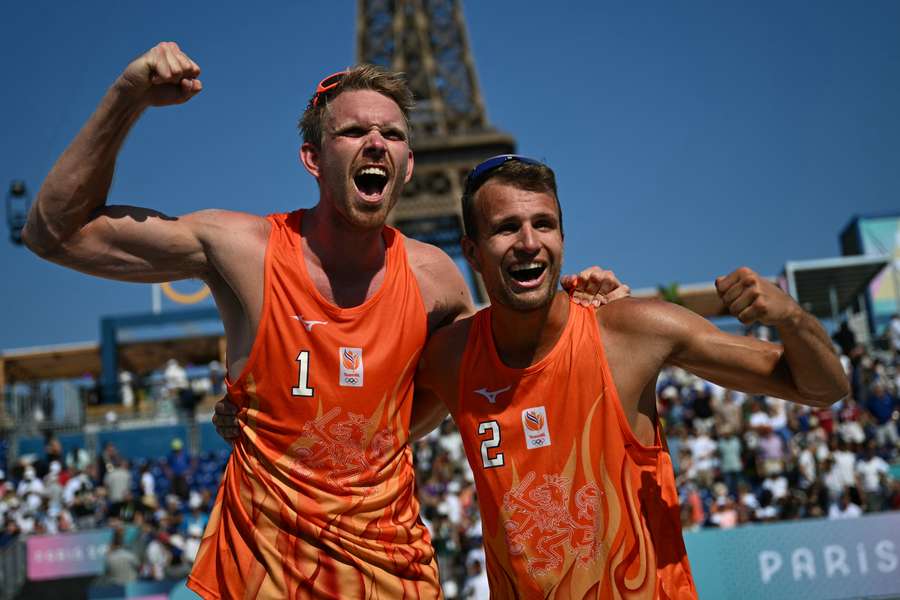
[495,285,556,312]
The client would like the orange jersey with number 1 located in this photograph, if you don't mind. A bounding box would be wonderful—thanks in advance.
[188,210,441,599]
[451,301,698,599]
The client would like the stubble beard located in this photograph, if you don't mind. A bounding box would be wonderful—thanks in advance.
[493,266,561,313]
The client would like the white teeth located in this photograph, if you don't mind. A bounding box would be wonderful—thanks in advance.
[358,167,387,177]
[509,262,543,272]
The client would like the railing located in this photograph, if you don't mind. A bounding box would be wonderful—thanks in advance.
[0,539,26,600]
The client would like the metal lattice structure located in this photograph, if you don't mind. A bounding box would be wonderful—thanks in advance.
[358,0,516,301]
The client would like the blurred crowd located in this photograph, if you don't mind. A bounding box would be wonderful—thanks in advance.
[1,319,898,597]
[0,436,220,585]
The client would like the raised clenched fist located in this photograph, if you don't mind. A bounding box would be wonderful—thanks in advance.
[715,267,801,326]
[117,42,202,107]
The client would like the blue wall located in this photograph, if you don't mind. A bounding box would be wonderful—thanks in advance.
[96,425,188,460]
[684,512,900,599]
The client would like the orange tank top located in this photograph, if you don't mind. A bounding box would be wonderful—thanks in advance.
[188,210,441,599]
[451,301,697,599]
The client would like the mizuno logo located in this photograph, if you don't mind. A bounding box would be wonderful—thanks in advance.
[291,315,328,332]
[474,386,511,404]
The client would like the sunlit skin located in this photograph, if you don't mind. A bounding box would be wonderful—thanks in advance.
[463,181,563,313]
[300,89,414,233]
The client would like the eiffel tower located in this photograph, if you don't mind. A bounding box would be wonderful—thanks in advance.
[357,0,516,303]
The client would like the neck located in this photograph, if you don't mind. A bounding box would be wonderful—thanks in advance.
[302,203,386,275]
[490,291,570,369]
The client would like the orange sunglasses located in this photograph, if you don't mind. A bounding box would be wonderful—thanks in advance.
[307,70,349,110]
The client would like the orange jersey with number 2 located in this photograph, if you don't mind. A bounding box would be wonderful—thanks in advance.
[451,301,697,599]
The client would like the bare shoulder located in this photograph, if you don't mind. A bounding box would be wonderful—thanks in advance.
[403,236,456,274]
[596,297,684,334]
[188,209,270,243]
[402,236,475,332]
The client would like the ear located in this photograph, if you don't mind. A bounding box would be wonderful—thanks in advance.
[300,142,321,179]
[403,149,414,183]
[461,236,482,274]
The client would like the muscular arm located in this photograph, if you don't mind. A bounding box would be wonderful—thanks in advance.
[603,279,848,413]
[22,42,213,282]
[411,319,471,440]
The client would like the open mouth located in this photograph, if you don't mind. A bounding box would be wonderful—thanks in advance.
[354,166,389,200]
[508,262,547,286]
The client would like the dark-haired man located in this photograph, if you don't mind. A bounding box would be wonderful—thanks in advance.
[408,155,848,598]
[23,43,624,598]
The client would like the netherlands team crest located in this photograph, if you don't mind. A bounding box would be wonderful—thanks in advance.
[339,347,364,387]
[521,406,551,449]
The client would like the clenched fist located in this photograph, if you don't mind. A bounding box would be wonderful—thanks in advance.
[116,42,202,107]
[716,267,800,326]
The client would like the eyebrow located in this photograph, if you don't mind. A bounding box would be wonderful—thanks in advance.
[488,210,560,227]
[331,120,407,136]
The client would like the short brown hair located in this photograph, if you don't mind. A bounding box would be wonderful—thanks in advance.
[462,160,562,240]
[298,64,415,147]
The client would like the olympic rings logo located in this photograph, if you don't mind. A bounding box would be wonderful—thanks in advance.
[160,281,211,304]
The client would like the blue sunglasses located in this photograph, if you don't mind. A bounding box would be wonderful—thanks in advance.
[464,154,545,195]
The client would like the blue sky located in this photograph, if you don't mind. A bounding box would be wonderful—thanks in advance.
[2,1,898,350]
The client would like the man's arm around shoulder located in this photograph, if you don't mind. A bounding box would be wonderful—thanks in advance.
[411,317,473,440]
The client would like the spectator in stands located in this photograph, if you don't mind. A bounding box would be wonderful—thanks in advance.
[708,483,738,530]
[867,381,899,452]
[167,438,191,500]
[43,461,64,511]
[0,513,18,547]
[104,458,132,516]
[97,441,120,484]
[796,438,818,489]
[143,525,172,580]
[837,397,867,446]
[717,429,743,494]
[208,360,225,396]
[690,382,715,434]
[715,390,743,437]
[462,558,489,599]
[828,489,863,519]
[832,438,858,493]
[139,463,156,504]
[119,370,135,409]
[832,320,857,357]
[688,425,717,487]
[756,427,785,478]
[182,491,209,535]
[164,358,188,390]
[17,466,45,511]
[888,313,900,359]
[105,526,140,585]
[856,441,890,512]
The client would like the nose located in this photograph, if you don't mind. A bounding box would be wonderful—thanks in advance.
[362,129,387,158]
[516,224,540,254]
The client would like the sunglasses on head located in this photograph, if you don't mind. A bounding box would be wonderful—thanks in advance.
[464,154,545,195]
[307,70,349,110]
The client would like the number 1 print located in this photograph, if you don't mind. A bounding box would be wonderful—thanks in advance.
[292,350,314,397]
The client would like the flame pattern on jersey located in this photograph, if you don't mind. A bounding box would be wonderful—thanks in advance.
[453,302,698,600]
[289,405,396,494]
[188,211,440,599]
